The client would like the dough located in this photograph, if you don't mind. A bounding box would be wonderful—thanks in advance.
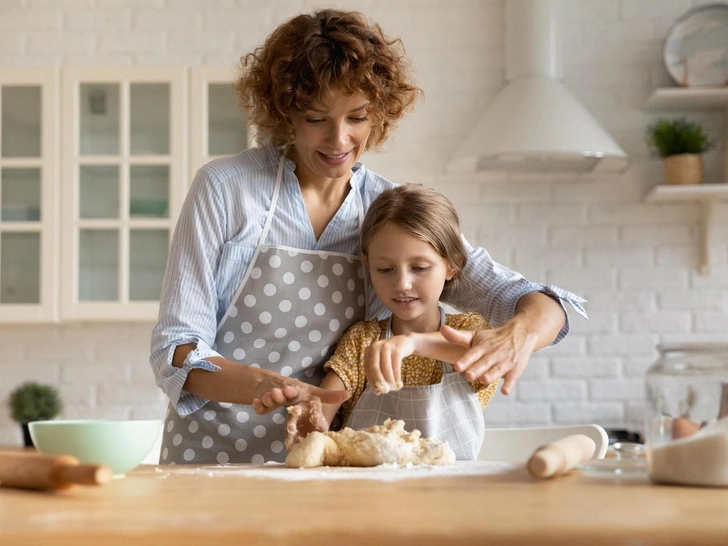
[373,380,404,394]
[284,432,341,468]
[285,418,456,468]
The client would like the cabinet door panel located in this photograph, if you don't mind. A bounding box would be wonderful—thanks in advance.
[1,168,41,222]
[129,229,169,301]
[190,67,253,182]
[79,83,120,156]
[1,85,41,158]
[1,232,40,304]
[79,229,118,302]
[0,70,58,323]
[130,165,169,219]
[79,165,120,219]
[208,83,247,156]
[130,83,170,155]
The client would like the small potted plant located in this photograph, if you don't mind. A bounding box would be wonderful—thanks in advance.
[8,382,63,447]
[645,117,715,185]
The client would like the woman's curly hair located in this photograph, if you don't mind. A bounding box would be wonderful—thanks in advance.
[235,9,422,149]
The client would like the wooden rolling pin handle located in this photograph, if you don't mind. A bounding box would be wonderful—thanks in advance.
[0,451,112,490]
[527,434,596,479]
[58,462,113,487]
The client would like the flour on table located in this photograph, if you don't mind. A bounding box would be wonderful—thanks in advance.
[154,461,519,482]
[285,418,456,468]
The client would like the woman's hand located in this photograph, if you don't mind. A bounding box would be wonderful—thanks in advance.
[251,372,350,415]
[283,397,330,450]
[440,321,538,395]
[362,335,417,394]
[441,292,566,395]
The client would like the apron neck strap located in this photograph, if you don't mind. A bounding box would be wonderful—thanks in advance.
[385,306,446,338]
[258,150,287,247]
[351,172,364,231]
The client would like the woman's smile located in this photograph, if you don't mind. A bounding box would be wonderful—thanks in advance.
[317,150,352,165]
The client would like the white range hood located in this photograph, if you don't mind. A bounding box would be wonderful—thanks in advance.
[448,0,630,174]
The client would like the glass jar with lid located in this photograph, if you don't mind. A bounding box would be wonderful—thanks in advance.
[645,343,728,486]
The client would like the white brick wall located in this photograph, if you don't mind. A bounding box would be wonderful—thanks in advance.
[0,0,727,444]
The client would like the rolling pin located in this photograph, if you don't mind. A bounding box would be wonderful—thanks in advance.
[527,434,596,479]
[0,451,112,490]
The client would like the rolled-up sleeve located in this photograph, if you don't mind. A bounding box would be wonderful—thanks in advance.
[443,237,587,346]
[149,167,228,416]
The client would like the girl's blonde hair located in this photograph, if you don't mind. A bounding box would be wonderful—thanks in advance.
[360,184,467,296]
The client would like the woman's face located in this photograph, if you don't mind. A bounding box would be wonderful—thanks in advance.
[366,223,455,334]
[288,90,373,187]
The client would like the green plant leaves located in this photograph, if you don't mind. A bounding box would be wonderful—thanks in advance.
[8,382,62,424]
[645,118,715,158]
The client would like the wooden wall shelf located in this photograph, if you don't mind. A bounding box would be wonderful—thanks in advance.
[645,184,728,274]
[644,88,728,110]
[644,88,728,274]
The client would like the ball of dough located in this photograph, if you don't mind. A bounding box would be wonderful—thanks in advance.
[285,419,455,468]
[284,432,341,468]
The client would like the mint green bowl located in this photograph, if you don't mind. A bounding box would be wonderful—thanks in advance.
[29,419,163,477]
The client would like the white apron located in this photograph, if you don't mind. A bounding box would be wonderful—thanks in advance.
[161,152,367,464]
[346,308,485,460]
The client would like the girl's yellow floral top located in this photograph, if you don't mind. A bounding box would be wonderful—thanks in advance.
[324,312,498,426]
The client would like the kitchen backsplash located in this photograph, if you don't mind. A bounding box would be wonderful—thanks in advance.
[0,0,727,445]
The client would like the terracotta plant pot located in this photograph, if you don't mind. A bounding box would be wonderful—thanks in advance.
[663,153,703,185]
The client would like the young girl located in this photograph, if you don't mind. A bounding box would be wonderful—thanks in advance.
[284,184,498,460]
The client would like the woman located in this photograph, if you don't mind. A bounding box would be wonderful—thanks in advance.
[150,9,586,465]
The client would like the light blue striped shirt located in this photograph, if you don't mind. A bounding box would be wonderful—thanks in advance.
[150,146,587,415]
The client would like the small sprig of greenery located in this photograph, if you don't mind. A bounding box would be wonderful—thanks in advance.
[9,382,63,424]
[645,117,714,158]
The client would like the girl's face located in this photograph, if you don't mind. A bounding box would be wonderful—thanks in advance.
[288,90,372,188]
[366,223,455,334]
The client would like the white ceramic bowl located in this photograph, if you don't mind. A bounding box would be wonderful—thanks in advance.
[29,419,163,477]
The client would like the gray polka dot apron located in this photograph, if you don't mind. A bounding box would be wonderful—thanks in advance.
[346,308,485,461]
[161,152,366,464]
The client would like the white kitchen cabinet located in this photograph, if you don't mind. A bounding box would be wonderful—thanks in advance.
[61,67,187,321]
[1,65,252,323]
[0,69,59,323]
[189,66,253,180]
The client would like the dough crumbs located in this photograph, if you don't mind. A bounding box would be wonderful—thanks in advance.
[285,419,456,468]
[374,381,392,394]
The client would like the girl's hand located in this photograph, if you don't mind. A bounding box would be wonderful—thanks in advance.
[440,320,538,395]
[363,335,417,394]
[251,373,350,415]
[284,397,330,450]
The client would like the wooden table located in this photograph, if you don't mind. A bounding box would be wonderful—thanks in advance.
[1,461,727,545]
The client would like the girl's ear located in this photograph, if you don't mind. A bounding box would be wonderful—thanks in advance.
[445,265,456,281]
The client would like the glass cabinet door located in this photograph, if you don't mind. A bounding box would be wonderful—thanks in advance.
[190,66,253,182]
[62,67,185,321]
[0,70,58,323]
